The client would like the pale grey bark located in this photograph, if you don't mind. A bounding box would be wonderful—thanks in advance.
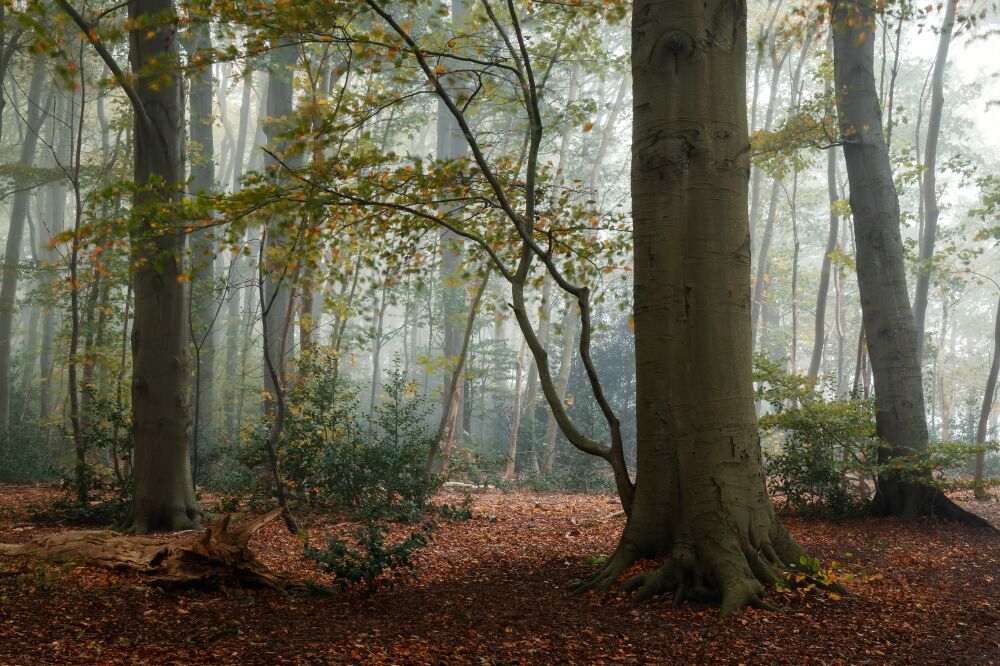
[186,17,218,462]
[808,65,841,380]
[436,0,470,437]
[0,60,47,432]
[832,0,984,524]
[261,40,302,414]
[974,292,1000,499]
[540,299,576,473]
[751,34,813,351]
[912,0,958,362]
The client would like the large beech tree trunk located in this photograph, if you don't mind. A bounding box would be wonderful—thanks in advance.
[832,0,984,524]
[126,0,200,532]
[579,0,809,617]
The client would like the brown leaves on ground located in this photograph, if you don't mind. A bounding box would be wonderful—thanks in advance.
[0,484,997,664]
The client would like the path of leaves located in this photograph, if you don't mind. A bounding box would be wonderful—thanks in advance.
[0,484,997,664]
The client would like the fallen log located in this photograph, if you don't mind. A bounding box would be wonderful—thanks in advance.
[0,509,298,590]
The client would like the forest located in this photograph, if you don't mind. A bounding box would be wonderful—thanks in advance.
[0,0,997,662]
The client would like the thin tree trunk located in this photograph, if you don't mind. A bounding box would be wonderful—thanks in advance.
[503,337,527,481]
[230,69,254,192]
[912,0,957,361]
[186,15,218,456]
[0,60,46,432]
[808,46,841,379]
[974,292,1000,499]
[520,275,552,474]
[540,299,577,473]
[429,268,492,475]
[262,40,301,414]
[937,295,951,442]
[751,34,813,351]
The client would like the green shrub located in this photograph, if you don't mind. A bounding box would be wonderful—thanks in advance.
[755,356,877,518]
[304,520,431,594]
[242,351,439,518]
[0,421,53,483]
[512,462,616,494]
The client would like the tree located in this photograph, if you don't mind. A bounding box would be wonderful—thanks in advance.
[912,0,958,362]
[974,290,1000,499]
[831,0,983,523]
[0,59,46,433]
[573,0,812,616]
[58,0,201,531]
[185,11,219,483]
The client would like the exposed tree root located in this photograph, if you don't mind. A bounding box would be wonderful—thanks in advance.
[0,510,300,590]
[872,480,994,528]
[570,521,847,617]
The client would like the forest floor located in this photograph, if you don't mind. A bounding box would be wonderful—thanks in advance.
[0,484,997,665]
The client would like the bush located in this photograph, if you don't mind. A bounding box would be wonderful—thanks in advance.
[0,421,53,483]
[755,356,877,518]
[512,461,617,494]
[35,398,133,526]
[242,351,439,519]
[304,520,431,594]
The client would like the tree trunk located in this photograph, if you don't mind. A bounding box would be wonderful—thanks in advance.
[974,292,1000,500]
[186,16,218,461]
[911,0,957,362]
[503,337,527,481]
[751,34,812,351]
[230,70,254,192]
[520,275,552,474]
[437,0,470,431]
[540,299,577,473]
[808,52,841,379]
[429,268,491,475]
[832,0,984,525]
[262,40,301,414]
[38,92,69,428]
[936,296,951,442]
[125,0,200,532]
[748,34,789,249]
[0,60,46,433]
[579,0,812,617]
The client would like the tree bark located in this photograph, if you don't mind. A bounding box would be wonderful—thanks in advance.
[437,0,470,431]
[832,0,984,524]
[125,0,200,532]
[262,39,301,414]
[912,0,957,362]
[578,0,812,616]
[974,292,1000,500]
[936,295,951,442]
[0,60,47,433]
[186,16,218,458]
[540,299,577,473]
[520,275,552,474]
[503,337,527,480]
[808,48,841,379]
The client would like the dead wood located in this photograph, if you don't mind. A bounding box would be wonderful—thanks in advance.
[0,509,299,590]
